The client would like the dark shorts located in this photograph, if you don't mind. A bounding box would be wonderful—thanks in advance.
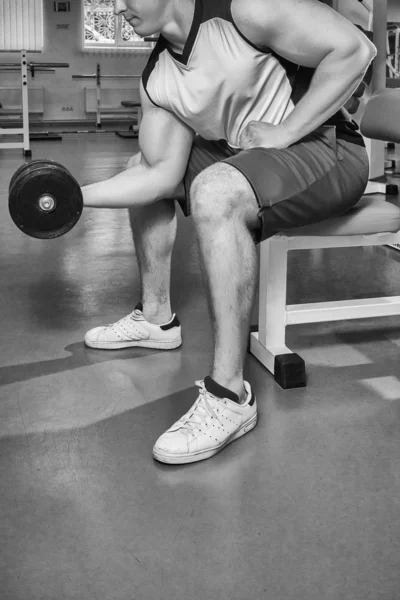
[179,125,370,244]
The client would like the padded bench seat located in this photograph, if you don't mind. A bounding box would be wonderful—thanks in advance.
[387,78,400,88]
[279,195,400,238]
[121,101,141,108]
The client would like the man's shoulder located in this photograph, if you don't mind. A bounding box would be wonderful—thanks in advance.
[231,0,326,29]
[230,0,280,47]
[232,0,325,14]
[231,0,325,49]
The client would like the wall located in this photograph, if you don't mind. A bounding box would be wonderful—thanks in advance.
[388,0,400,22]
[0,0,150,122]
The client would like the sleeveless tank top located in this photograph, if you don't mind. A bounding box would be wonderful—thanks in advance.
[142,0,364,148]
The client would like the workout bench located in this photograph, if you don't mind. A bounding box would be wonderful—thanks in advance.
[250,88,400,389]
[115,100,142,138]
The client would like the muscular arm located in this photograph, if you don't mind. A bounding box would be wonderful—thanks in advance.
[233,0,377,144]
[82,81,194,208]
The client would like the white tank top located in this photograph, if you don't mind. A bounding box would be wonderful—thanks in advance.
[142,0,362,149]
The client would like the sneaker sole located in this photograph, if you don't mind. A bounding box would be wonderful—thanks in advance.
[84,336,182,350]
[152,413,258,465]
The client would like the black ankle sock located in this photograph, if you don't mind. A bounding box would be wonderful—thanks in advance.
[204,376,239,403]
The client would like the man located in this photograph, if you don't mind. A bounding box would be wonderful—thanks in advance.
[81,0,376,464]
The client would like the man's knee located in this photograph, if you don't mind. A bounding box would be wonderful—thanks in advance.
[190,163,256,221]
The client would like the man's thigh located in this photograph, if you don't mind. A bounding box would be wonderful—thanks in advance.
[180,127,370,243]
[178,136,239,214]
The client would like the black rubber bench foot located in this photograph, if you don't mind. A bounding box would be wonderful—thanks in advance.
[385,159,396,169]
[274,353,307,389]
[386,184,399,195]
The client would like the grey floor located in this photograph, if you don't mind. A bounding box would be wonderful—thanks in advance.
[1,134,400,600]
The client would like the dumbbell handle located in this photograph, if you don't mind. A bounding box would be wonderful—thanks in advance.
[38,195,56,213]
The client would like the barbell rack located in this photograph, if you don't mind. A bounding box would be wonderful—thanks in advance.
[0,51,69,156]
[72,64,141,130]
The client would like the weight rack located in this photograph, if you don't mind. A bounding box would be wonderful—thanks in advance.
[0,50,69,156]
[72,64,141,132]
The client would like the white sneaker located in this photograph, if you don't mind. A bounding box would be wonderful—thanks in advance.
[84,303,182,350]
[153,376,257,464]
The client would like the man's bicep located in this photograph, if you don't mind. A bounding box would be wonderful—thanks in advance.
[138,81,194,184]
[233,0,376,68]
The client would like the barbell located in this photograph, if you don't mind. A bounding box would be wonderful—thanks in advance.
[8,160,83,239]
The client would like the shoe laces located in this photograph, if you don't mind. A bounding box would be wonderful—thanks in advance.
[177,380,223,436]
[130,309,144,321]
[105,310,142,330]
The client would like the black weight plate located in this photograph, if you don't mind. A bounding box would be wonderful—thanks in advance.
[9,164,83,239]
[9,158,69,194]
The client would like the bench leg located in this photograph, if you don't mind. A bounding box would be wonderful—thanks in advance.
[249,238,307,389]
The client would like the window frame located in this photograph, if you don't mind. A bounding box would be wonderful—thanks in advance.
[81,0,154,55]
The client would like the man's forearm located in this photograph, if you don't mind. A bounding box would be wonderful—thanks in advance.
[81,162,176,208]
[280,46,376,145]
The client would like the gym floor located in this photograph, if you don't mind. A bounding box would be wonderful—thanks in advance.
[1,135,400,600]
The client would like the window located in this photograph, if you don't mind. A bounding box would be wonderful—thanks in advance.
[0,0,44,52]
[83,0,154,54]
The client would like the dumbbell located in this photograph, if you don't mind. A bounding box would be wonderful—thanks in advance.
[8,159,83,239]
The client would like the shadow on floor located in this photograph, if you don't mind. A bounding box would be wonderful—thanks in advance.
[0,342,172,387]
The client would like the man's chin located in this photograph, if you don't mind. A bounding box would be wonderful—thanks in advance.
[130,20,159,36]
[131,22,147,35]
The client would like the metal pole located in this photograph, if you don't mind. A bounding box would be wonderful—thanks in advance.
[369,0,387,178]
[20,50,31,156]
[72,74,139,79]
[0,68,56,72]
[30,62,69,68]
[96,63,101,128]
[0,62,69,68]
[98,75,141,79]
[371,0,388,93]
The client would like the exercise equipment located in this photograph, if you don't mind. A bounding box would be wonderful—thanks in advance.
[72,64,141,131]
[115,101,141,139]
[386,22,400,79]
[0,51,70,155]
[356,0,400,82]
[9,160,83,239]
[29,133,62,141]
